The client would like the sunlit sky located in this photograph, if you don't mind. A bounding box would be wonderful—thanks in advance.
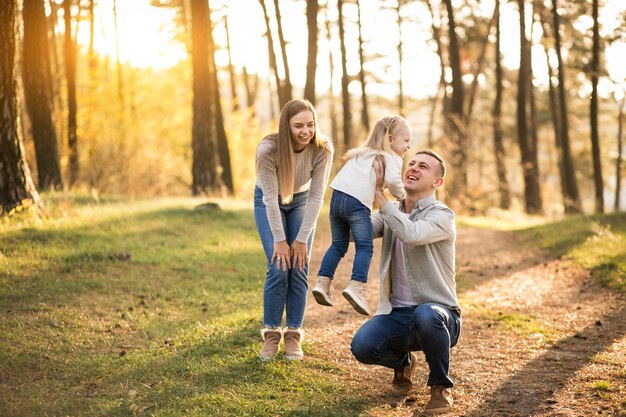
[76,0,626,100]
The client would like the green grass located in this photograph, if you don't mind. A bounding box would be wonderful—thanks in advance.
[521,212,626,290]
[0,193,370,417]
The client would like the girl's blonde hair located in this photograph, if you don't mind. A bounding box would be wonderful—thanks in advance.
[345,116,407,160]
[274,99,331,204]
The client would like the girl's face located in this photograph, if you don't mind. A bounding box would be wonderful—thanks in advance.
[389,123,412,157]
[289,110,315,151]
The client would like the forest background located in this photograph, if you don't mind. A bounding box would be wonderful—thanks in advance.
[2,0,626,216]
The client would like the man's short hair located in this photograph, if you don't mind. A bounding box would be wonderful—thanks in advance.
[415,149,446,178]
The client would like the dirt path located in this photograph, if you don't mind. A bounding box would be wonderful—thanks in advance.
[303,225,626,416]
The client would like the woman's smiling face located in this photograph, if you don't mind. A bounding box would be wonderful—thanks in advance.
[289,110,315,151]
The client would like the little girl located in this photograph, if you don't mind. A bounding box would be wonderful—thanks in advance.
[313,116,411,315]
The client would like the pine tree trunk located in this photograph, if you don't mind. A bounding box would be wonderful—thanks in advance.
[396,1,404,116]
[224,15,240,112]
[0,0,40,214]
[207,5,233,194]
[259,0,284,109]
[22,0,63,191]
[443,0,466,196]
[190,0,217,195]
[552,0,582,213]
[273,0,292,103]
[356,0,369,132]
[338,0,352,151]
[526,5,542,212]
[590,0,603,213]
[304,0,318,105]
[492,0,510,209]
[616,94,624,211]
[324,8,338,144]
[63,0,79,187]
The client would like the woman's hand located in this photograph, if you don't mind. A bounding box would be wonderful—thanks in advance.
[272,241,291,271]
[291,240,308,272]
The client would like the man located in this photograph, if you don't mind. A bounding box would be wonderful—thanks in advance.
[350,149,461,415]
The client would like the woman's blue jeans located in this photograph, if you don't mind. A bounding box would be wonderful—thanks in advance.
[254,187,314,329]
[318,190,373,283]
[350,303,462,387]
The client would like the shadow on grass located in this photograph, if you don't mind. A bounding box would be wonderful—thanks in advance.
[464,303,626,417]
[87,319,378,417]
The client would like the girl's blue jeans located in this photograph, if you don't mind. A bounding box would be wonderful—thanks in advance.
[318,189,373,283]
[351,303,462,387]
[254,186,313,329]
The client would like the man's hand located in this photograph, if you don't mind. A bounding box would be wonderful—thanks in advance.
[373,154,386,190]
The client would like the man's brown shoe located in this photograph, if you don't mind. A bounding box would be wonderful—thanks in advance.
[391,351,417,395]
[424,385,453,415]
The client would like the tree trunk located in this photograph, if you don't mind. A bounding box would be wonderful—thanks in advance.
[190,0,217,195]
[224,14,240,112]
[356,0,369,132]
[273,0,292,104]
[207,4,233,194]
[425,0,448,149]
[88,0,96,78]
[325,6,338,144]
[492,0,510,209]
[22,0,63,191]
[63,0,79,187]
[442,0,466,195]
[526,4,542,212]
[242,64,258,115]
[552,0,582,213]
[590,0,603,213]
[396,1,404,116]
[338,0,352,151]
[616,93,624,211]
[304,0,318,105]
[1,0,40,214]
[259,0,284,109]
[517,0,542,214]
[112,0,124,110]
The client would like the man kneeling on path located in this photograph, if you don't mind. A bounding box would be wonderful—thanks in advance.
[350,149,461,415]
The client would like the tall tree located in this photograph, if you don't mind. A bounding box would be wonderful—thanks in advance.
[112,0,124,109]
[1,0,40,214]
[425,0,448,149]
[63,0,79,186]
[22,0,63,190]
[223,13,240,112]
[325,5,338,143]
[273,0,292,103]
[616,92,624,211]
[207,3,233,194]
[492,0,510,209]
[442,0,466,194]
[396,0,405,116]
[338,0,353,150]
[259,0,284,108]
[517,0,542,214]
[356,0,369,132]
[190,0,217,195]
[242,64,258,114]
[304,0,318,105]
[552,0,582,213]
[590,0,604,213]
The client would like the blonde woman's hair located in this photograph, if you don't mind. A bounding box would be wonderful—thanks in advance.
[274,99,331,204]
[345,116,407,160]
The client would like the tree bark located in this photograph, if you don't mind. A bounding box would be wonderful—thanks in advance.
[304,0,318,105]
[492,0,510,209]
[259,0,284,109]
[273,0,292,104]
[338,0,352,151]
[242,64,258,115]
[63,0,79,187]
[325,6,338,143]
[442,0,466,195]
[207,4,233,194]
[22,0,63,190]
[190,0,217,195]
[356,0,369,131]
[616,93,624,211]
[552,0,582,213]
[517,0,542,214]
[1,0,40,214]
[590,0,603,213]
[224,14,240,112]
[396,1,404,116]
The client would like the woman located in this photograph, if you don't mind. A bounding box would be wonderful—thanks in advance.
[254,99,333,361]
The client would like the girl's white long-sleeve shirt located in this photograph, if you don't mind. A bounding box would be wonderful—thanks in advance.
[330,149,406,210]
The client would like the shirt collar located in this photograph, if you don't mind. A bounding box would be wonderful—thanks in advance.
[402,195,436,213]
